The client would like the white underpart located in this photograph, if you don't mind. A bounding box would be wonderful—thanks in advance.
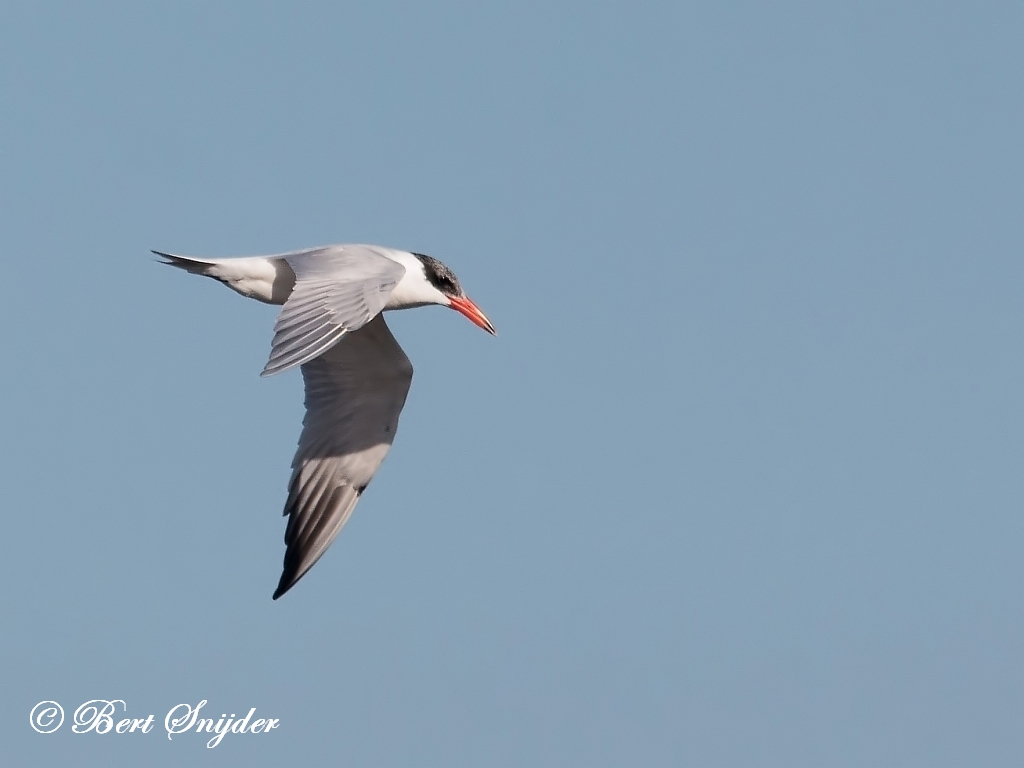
[199,256,295,304]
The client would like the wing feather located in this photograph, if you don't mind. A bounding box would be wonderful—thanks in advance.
[273,313,414,599]
[261,245,406,377]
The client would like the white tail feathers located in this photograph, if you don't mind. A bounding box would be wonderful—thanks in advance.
[154,250,295,305]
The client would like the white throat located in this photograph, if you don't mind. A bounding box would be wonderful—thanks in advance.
[376,248,450,310]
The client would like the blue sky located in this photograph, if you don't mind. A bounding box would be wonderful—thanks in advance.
[1,2,1021,765]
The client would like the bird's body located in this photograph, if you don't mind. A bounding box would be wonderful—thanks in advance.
[158,244,494,599]
[160,246,450,309]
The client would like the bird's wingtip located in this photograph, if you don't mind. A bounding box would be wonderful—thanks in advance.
[273,573,296,600]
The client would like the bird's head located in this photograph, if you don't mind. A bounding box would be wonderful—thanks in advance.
[413,253,496,335]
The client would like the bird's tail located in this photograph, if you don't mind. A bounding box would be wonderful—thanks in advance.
[153,250,223,276]
[153,249,293,305]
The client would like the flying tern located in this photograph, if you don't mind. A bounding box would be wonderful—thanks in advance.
[157,244,495,599]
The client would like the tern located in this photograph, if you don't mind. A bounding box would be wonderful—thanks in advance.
[156,244,495,599]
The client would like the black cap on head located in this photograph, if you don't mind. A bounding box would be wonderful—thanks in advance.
[412,253,464,297]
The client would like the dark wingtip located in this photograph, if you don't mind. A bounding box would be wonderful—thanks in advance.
[272,579,291,601]
[273,561,302,600]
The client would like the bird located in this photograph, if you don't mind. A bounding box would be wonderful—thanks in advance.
[156,244,495,599]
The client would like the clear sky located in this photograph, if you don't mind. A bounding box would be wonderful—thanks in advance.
[1,2,1021,766]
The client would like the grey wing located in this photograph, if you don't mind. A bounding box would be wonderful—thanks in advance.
[262,244,406,376]
[273,313,414,599]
